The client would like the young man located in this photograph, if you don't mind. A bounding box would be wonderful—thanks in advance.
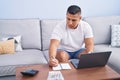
[49,5,94,67]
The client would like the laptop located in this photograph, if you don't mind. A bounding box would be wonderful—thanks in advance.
[71,51,111,69]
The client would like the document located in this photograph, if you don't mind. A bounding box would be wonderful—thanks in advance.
[47,71,64,80]
[53,63,71,70]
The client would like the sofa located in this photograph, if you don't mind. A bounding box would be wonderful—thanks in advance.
[0,16,120,80]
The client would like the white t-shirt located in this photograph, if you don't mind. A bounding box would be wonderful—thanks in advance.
[51,20,93,52]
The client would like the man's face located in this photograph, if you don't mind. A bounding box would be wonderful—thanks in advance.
[66,13,81,29]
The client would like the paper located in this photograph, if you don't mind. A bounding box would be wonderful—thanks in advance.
[60,63,71,69]
[47,71,64,80]
[53,64,62,70]
[53,63,71,70]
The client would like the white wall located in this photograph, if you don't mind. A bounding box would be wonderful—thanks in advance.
[0,0,120,19]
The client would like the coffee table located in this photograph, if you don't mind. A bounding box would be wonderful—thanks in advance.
[16,63,120,80]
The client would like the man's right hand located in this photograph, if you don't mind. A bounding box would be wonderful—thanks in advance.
[49,58,59,67]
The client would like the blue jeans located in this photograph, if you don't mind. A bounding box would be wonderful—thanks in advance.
[58,48,85,59]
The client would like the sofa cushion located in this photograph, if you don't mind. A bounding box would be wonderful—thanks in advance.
[0,39,15,54]
[0,19,41,49]
[0,49,47,66]
[0,35,22,51]
[84,16,120,45]
[43,50,49,62]
[111,25,120,47]
[41,19,63,50]
[0,49,47,76]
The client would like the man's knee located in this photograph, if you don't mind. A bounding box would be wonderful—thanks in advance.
[56,51,69,62]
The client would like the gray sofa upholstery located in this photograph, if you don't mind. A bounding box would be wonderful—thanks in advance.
[0,19,47,77]
[0,16,120,79]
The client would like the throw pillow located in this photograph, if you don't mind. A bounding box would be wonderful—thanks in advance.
[0,39,15,54]
[1,35,23,51]
[111,25,120,47]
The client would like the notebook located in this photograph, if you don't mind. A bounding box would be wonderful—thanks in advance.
[71,51,111,69]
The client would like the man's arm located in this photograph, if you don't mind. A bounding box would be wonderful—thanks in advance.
[78,37,94,58]
[49,39,60,66]
[84,37,94,53]
[49,39,60,58]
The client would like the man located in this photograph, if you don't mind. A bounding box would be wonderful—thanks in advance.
[49,5,94,67]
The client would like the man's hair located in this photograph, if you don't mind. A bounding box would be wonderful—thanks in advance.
[67,5,81,15]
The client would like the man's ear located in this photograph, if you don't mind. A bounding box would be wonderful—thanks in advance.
[79,16,82,20]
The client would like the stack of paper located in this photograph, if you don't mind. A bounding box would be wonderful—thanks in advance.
[53,63,71,70]
[47,71,64,80]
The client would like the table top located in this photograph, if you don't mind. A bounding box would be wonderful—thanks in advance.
[16,63,120,80]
